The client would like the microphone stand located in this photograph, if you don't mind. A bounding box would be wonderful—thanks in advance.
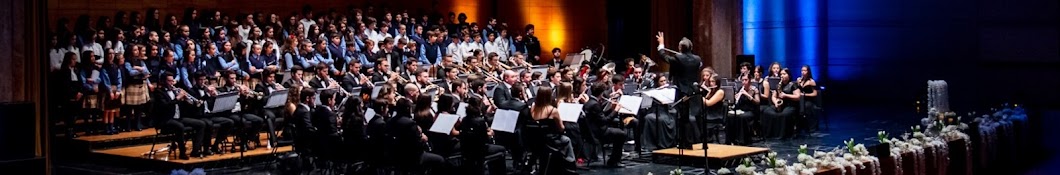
[670,90,714,174]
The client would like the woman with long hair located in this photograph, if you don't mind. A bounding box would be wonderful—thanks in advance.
[796,65,819,132]
[762,68,798,139]
[123,44,151,131]
[527,85,577,173]
[102,48,124,134]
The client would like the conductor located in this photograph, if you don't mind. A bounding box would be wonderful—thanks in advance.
[655,32,702,150]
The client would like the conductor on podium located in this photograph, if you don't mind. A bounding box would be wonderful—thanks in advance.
[655,32,702,150]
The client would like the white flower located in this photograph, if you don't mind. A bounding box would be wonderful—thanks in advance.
[717,168,733,174]
[799,168,816,175]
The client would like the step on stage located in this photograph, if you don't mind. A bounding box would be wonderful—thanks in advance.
[651,143,769,167]
[70,129,293,169]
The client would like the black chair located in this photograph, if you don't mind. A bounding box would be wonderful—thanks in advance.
[148,126,195,159]
[522,121,557,175]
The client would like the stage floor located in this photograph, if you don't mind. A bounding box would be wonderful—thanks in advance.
[54,105,930,175]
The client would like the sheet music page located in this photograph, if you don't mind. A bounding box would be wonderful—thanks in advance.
[643,88,676,104]
[618,95,643,115]
[557,103,583,123]
[431,102,438,114]
[491,109,520,133]
[429,114,461,135]
[456,102,468,118]
[371,85,383,98]
[364,108,376,124]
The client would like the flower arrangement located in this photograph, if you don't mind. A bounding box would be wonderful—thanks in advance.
[735,157,758,175]
[877,131,890,144]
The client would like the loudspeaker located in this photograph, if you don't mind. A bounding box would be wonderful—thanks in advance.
[736,55,755,66]
[0,102,37,160]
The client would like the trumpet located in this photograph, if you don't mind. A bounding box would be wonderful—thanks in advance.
[389,71,410,84]
[174,87,204,106]
[327,76,351,97]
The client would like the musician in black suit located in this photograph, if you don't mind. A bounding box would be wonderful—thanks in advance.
[152,72,207,159]
[255,70,287,147]
[282,66,309,88]
[656,32,703,149]
[308,64,334,89]
[217,70,266,150]
[492,70,517,110]
[312,89,343,159]
[291,88,316,153]
[400,59,421,83]
[583,83,628,167]
[385,97,444,171]
[340,59,370,93]
[371,59,399,83]
[186,71,234,155]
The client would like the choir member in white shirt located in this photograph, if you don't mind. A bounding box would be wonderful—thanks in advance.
[484,32,507,62]
[105,28,126,57]
[83,29,106,59]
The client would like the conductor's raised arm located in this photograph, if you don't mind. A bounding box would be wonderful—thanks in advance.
[656,32,677,63]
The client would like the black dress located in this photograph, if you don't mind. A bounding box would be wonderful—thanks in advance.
[761,83,796,139]
[727,87,758,145]
[523,107,576,174]
[798,81,818,131]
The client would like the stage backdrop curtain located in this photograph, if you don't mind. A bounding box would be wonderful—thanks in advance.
[651,0,743,78]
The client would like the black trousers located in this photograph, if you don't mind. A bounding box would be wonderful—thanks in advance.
[600,127,627,164]
[675,91,695,149]
[199,115,234,149]
[262,108,285,146]
[226,113,265,146]
[160,118,207,154]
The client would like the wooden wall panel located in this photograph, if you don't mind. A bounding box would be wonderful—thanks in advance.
[654,0,742,77]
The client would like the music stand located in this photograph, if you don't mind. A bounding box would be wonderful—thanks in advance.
[767,77,781,91]
[563,53,584,68]
[530,65,548,81]
[486,83,498,98]
[210,92,239,113]
[264,90,289,109]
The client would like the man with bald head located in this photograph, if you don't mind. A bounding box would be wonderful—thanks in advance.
[493,70,518,110]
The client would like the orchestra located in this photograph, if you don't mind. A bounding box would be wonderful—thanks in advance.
[48,6,826,175]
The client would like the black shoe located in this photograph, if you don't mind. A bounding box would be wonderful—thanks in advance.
[178,154,190,160]
[201,150,214,156]
[190,151,203,158]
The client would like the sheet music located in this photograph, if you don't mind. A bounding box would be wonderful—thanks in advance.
[557,103,583,123]
[456,102,468,118]
[618,95,643,115]
[210,93,239,113]
[429,114,461,135]
[431,102,438,114]
[491,109,519,133]
[642,88,676,104]
[370,85,383,98]
[264,90,289,108]
[364,108,377,124]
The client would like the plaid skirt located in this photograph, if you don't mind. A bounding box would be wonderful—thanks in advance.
[83,94,101,109]
[103,86,123,111]
[124,83,150,105]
